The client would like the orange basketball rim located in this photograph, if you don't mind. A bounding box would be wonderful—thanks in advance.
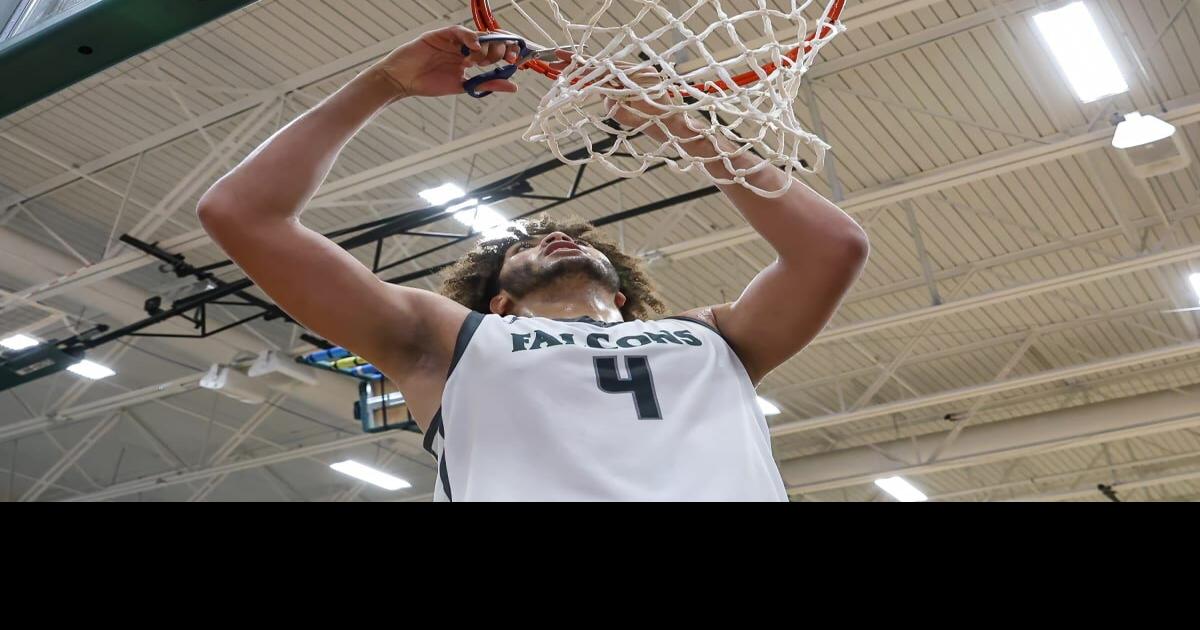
[469,0,848,94]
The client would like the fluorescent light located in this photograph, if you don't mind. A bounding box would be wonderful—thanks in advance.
[757,396,781,416]
[1033,2,1128,103]
[1189,273,1200,304]
[449,199,514,239]
[874,476,928,502]
[454,205,507,231]
[330,460,412,491]
[1112,112,1176,149]
[67,360,116,380]
[419,183,466,206]
[1,334,40,350]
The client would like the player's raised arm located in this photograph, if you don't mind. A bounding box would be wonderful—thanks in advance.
[688,148,869,385]
[197,27,521,418]
[602,84,869,385]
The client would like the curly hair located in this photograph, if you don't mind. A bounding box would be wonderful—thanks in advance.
[440,215,666,321]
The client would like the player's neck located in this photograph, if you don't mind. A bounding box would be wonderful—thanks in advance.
[507,285,623,322]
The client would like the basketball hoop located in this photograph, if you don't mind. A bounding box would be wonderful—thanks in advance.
[468,0,849,197]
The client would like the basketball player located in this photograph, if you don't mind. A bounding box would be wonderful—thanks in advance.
[198,26,869,501]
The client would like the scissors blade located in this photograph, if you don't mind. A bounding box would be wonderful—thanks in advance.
[523,44,580,62]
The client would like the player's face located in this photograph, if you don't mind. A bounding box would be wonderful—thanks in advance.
[498,231,621,296]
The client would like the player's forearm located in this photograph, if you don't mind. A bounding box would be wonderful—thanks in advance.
[198,67,403,225]
[669,118,868,267]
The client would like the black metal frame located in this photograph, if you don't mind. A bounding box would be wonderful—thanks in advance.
[44,133,723,368]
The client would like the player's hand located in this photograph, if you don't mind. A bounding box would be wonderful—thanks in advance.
[372,26,522,98]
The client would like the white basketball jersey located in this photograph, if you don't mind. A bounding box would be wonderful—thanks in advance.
[422,312,788,502]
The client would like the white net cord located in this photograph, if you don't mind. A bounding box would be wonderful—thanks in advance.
[512,0,846,198]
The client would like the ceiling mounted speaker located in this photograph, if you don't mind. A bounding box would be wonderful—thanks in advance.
[199,364,269,405]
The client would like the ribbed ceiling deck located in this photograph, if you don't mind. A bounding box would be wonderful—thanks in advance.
[2,0,1200,501]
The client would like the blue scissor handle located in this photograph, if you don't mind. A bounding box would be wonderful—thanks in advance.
[463,64,520,99]
[462,35,531,98]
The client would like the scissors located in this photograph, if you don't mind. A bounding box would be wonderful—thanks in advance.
[461,33,575,98]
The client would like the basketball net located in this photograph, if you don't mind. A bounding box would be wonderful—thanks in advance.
[499,0,847,197]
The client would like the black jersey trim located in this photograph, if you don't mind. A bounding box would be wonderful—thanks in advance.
[509,315,630,327]
[502,315,627,326]
[448,311,486,378]
[548,316,624,327]
[422,409,443,458]
[438,456,453,502]
[423,312,484,461]
[438,421,452,502]
[665,315,724,338]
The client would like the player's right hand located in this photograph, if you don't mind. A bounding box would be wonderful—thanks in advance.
[372,25,522,98]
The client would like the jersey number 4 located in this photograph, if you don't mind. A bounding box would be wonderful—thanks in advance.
[593,356,663,420]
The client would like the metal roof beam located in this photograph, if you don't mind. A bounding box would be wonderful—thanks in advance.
[773,339,1200,437]
[781,384,1200,495]
[649,92,1200,261]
